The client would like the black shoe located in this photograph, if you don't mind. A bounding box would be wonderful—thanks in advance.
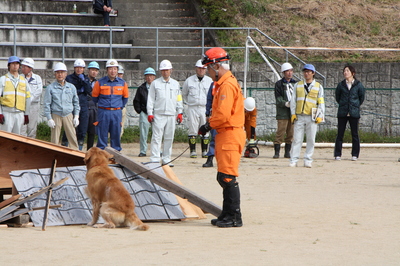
[211,218,219,226]
[138,153,146,157]
[284,143,291,158]
[273,144,280,159]
[216,214,243,228]
[202,155,214,167]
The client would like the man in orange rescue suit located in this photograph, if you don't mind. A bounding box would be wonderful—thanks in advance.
[92,59,129,151]
[198,47,245,228]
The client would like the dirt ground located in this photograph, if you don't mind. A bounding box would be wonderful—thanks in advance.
[1,143,400,265]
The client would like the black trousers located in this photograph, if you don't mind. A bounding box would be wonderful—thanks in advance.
[334,116,360,158]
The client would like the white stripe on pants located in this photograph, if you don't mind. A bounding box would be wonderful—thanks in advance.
[290,115,318,164]
[150,115,176,164]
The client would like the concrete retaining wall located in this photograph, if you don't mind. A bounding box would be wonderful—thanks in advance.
[30,62,400,136]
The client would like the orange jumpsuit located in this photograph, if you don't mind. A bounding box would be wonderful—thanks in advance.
[209,71,245,177]
[244,108,257,140]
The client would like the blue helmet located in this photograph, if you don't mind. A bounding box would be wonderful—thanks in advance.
[87,61,100,70]
[144,67,156,76]
[302,64,315,73]
[8,56,21,64]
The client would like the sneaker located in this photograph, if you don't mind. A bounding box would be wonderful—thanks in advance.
[190,151,197,158]
[304,161,312,168]
[202,152,208,158]
[335,156,341,161]
[289,162,297,167]
[351,156,358,161]
[110,9,118,15]
[138,153,146,157]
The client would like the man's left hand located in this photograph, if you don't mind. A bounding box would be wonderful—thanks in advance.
[176,113,183,124]
[73,116,80,127]
[315,117,323,124]
[24,115,29,125]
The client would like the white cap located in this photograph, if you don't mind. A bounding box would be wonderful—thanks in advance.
[195,59,206,69]
[106,59,119,68]
[74,59,85,68]
[244,97,256,111]
[281,62,293,72]
[159,59,173,70]
[118,65,124,74]
[21,58,35,69]
[54,62,67,72]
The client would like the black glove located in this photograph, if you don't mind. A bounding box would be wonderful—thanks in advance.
[198,122,211,136]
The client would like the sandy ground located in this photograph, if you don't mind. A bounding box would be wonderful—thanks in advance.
[1,143,400,265]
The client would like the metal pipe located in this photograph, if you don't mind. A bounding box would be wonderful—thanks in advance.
[256,141,400,148]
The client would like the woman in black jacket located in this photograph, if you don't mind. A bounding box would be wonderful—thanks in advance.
[334,65,366,161]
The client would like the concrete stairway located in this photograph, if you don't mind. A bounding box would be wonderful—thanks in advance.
[0,0,213,72]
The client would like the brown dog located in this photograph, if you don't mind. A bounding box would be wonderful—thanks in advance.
[84,147,149,230]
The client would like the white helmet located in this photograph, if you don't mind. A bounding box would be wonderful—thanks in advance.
[281,62,293,72]
[244,97,256,111]
[73,59,85,68]
[118,65,124,74]
[106,59,119,68]
[53,62,67,72]
[195,59,206,69]
[159,59,172,70]
[21,58,35,69]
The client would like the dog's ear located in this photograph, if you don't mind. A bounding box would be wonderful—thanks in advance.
[84,148,93,164]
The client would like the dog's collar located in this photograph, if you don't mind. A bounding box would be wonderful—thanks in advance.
[90,164,107,168]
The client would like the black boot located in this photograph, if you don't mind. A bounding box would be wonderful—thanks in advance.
[273,144,280,159]
[201,136,209,158]
[202,155,214,167]
[188,136,197,158]
[284,143,291,158]
[216,211,243,227]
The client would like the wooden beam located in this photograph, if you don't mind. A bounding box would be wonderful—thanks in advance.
[105,147,222,217]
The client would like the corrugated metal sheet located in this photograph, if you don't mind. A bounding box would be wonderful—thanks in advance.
[10,164,185,227]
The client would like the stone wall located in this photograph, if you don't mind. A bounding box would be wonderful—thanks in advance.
[33,62,400,136]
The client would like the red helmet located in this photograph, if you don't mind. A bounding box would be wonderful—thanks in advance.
[201,47,230,66]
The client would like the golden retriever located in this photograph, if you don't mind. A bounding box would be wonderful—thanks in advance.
[84,147,149,230]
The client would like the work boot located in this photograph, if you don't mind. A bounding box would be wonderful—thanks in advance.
[211,211,228,226]
[189,136,197,158]
[273,144,280,159]
[202,155,214,167]
[284,143,291,158]
[78,141,84,151]
[216,211,243,228]
[201,136,209,158]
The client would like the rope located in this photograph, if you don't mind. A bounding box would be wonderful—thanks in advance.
[122,146,190,182]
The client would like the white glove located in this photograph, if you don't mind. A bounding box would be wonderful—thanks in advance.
[285,101,290,108]
[73,116,80,127]
[47,119,56,128]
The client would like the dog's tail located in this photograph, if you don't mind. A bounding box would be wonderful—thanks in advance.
[126,211,149,231]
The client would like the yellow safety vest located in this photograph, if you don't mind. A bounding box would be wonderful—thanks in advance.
[0,74,30,111]
[295,80,323,115]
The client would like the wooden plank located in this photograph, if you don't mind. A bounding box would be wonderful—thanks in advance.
[105,147,222,217]
[162,165,206,219]
[0,205,62,223]
[0,194,21,209]
[42,159,57,231]
[0,130,84,189]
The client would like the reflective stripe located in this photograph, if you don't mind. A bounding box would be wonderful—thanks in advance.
[0,75,29,111]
